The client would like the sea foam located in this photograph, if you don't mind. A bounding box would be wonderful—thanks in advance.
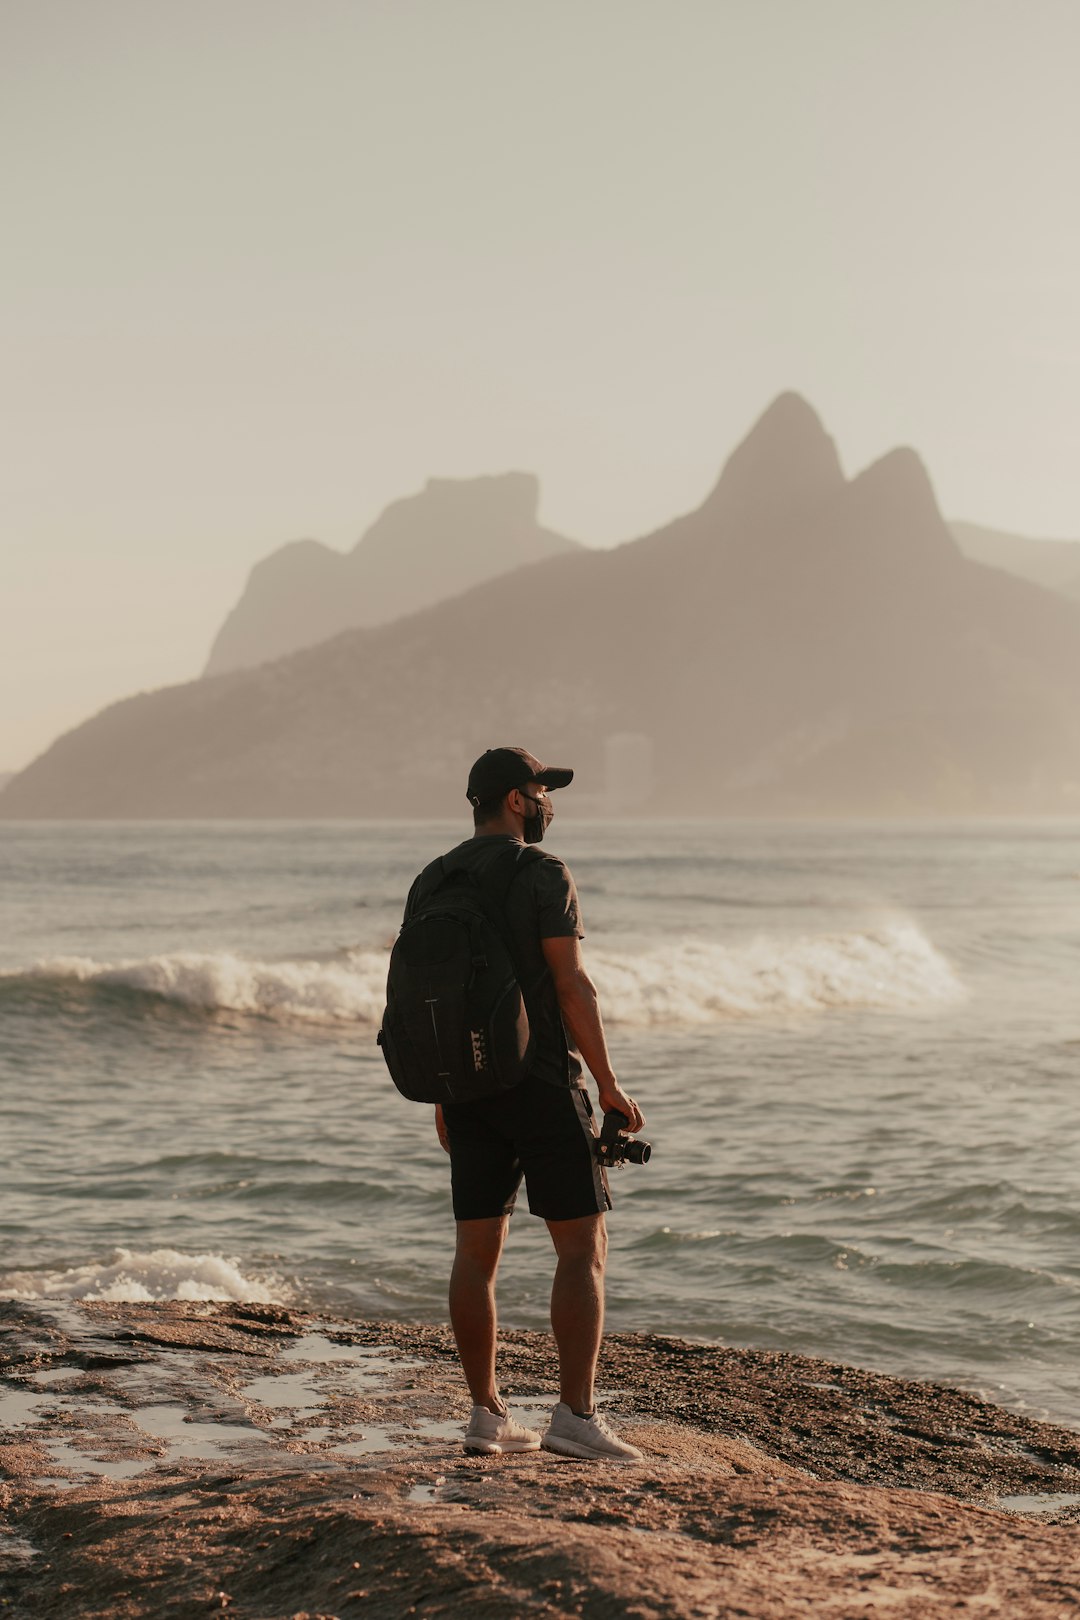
[4,950,387,1024]
[3,920,962,1026]
[0,1248,284,1305]
[587,922,964,1024]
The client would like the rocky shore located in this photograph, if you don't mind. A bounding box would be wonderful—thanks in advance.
[2,1300,1080,1617]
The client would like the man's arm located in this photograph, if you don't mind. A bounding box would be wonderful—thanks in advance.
[541,935,644,1133]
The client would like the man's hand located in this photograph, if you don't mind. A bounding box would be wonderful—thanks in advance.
[435,1104,450,1154]
[597,1081,645,1135]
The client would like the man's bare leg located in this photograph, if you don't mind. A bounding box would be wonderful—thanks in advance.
[546,1213,607,1413]
[449,1215,509,1410]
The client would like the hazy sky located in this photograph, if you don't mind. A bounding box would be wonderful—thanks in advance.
[3,0,1079,772]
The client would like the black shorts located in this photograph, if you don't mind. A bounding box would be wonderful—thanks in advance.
[442,1075,612,1222]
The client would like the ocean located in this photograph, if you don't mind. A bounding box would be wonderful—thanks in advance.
[1,820,1078,1427]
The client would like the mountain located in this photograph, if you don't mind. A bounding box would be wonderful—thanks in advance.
[950,522,1080,601]
[6,392,1080,818]
[204,472,580,675]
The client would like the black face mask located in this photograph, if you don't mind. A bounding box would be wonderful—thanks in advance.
[520,792,554,844]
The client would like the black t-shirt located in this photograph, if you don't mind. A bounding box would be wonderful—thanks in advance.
[403,834,585,1089]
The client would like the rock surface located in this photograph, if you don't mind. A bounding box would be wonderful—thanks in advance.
[2,1301,1080,1617]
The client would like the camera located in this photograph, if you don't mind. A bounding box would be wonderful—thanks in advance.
[594,1108,652,1168]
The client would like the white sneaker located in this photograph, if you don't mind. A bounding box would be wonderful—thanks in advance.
[541,1402,643,1462]
[463,1404,542,1455]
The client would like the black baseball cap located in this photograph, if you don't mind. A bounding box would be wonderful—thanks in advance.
[466,746,574,806]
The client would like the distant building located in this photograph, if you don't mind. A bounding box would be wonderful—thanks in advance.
[604,733,653,811]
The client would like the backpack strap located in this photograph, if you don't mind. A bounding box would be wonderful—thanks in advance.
[411,855,452,907]
[478,845,569,1067]
[411,844,538,906]
[471,844,547,991]
[409,843,545,985]
[445,843,569,1074]
[425,843,538,979]
[471,841,545,914]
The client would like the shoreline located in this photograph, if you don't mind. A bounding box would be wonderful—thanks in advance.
[3,1301,1080,1617]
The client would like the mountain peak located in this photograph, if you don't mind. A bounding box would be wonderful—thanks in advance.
[848,447,961,565]
[420,470,540,519]
[706,393,844,519]
[360,472,543,558]
[851,445,937,510]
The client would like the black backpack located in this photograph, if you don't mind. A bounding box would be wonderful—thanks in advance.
[377,844,545,1104]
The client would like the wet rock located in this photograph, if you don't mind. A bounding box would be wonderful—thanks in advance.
[1,1301,1079,1618]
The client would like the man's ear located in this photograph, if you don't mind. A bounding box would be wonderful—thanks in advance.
[505,787,524,816]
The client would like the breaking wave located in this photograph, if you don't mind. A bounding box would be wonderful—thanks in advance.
[0,949,388,1024]
[0,1248,286,1305]
[0,921,962,1026]
[588,923,964,1023]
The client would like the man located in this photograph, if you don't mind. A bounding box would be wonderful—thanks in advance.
[402,746,645,1462]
